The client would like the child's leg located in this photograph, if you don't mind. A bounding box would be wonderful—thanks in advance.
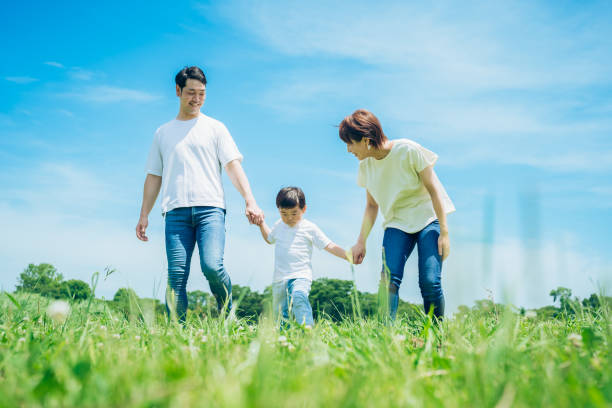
[288,278,314,327]
[382,228,417,320]
[272,281,289,326]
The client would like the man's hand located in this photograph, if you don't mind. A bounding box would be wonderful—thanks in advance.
[246,201,264,225]
[438,231,450,261]
[136,216,149,241]
[351,241,366,264]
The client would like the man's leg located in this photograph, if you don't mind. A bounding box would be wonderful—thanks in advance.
[195,206,232,312]
[165,208,196,322]
[417,220,444,319]
[288,278,314,327]
[382,228,416,320]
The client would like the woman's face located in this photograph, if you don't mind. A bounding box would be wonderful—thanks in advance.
[346,139,370,160]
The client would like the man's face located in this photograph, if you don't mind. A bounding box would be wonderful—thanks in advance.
[176,78,206,116]
[278,205,305,227]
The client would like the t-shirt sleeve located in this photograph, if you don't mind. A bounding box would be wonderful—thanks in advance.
[310,223,332,250]
[216,122,244,167]
[267,220,281,244]
[357,161,367,187]
[408,143,438,173]
[145,130,163,176]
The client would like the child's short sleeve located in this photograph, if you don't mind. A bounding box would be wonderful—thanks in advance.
[408,143,438,173]
[145,129,163,176]
[216,122,243,167]
[310,223,332,250]
[267,220,282,244]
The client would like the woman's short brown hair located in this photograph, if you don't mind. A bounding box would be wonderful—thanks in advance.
[338,109,388,149]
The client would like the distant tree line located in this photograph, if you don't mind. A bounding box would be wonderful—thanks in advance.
[12,263,611,322]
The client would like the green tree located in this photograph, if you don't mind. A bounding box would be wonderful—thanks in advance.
[549,287,577,313]
[59,279,91,301]
[310,278,355,321]
[187,290,218,318]
[16,263,63,297]
[232,285,264,320]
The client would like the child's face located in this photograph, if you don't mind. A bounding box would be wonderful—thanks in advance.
[279,205,305,227]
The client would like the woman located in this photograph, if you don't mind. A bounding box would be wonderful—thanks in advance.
[339,109,455,319]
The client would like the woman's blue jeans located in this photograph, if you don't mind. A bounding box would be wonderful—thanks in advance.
[165,206,231,321]
[272,278,314,327]
[382,220,444,319]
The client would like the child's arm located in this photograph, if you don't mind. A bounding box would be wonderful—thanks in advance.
[324,242,350,262]
[259,221,274,244]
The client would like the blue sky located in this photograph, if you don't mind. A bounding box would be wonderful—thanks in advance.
[1,0,611,311]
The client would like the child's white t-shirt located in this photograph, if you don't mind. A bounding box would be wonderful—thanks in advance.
[267,219,331,282]
[145,113,243,214]
[357,138,455,233]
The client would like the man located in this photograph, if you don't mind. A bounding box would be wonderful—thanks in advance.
[136,66,263,322]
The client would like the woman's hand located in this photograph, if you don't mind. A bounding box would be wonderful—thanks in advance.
[351,241,366,264]
[438,231,450,261]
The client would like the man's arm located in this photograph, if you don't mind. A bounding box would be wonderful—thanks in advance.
[420,165,450,260]
[351,190,379,264]
[225,159,264,225]
[136,174,162,241]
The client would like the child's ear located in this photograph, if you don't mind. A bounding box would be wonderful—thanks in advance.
[302,205,307,213]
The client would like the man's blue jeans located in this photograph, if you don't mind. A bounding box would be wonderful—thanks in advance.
[165,206,231,321]
[273,278,314,327]
[382,220,444,320]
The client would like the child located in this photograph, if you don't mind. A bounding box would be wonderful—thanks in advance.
[257,187,349,328]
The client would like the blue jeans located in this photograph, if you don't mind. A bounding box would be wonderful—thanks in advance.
[382,220,444,319]
[165,206,231,321]
[273,278,314,327]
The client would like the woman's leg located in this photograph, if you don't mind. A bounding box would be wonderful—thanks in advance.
[382,228,416,320]
[416,220,445,318]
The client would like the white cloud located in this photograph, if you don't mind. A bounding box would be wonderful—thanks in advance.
[5,76,38,84]
[69,67,94,81]
[44,61,65,69]
[62,86,160,103]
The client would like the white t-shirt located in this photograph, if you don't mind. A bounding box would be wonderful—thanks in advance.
[145,113,243,213]
[357,138,455,233]
[267,219,332,282]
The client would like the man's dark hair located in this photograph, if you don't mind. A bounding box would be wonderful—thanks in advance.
[338,109,388,149]
[276,187,306,209]
[175,66,207,90]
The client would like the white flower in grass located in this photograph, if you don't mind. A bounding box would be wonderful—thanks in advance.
[97,342,104,348]
[100,325,107,331]
[112,333,121,339]
[201,335,208,343]
[18,337,26,343]
[567,333,582,347]
[524,310,537,319]
[393,334,406,343]
[135,335,141,341]
[46,300,70,323]
[22,316,30,322]
[277,335,287,343]
[287,344,296,352]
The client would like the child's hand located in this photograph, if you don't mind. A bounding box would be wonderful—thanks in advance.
[345,248,353,264]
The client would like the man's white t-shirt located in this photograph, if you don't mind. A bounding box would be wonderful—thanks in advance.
[145,113,243,214]
[267,219,332,282]
[357,138,455,234]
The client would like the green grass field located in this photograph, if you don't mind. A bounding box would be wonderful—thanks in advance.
[0,292,609,408]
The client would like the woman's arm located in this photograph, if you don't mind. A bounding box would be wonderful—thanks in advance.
[351,190,379,264]
[420,166,450,260]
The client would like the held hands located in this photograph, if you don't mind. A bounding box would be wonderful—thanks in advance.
[136,216,149,241]
[438,231,450,261]
[246,201,264,225]
[351,242,366,264]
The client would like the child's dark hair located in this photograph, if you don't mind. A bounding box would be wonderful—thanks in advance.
[276,187,306,209]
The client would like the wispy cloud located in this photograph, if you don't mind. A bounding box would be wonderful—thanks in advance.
[61,86,160,103]
[69,67,94,81]
[44,61,64,68]
[5,76,38,84]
